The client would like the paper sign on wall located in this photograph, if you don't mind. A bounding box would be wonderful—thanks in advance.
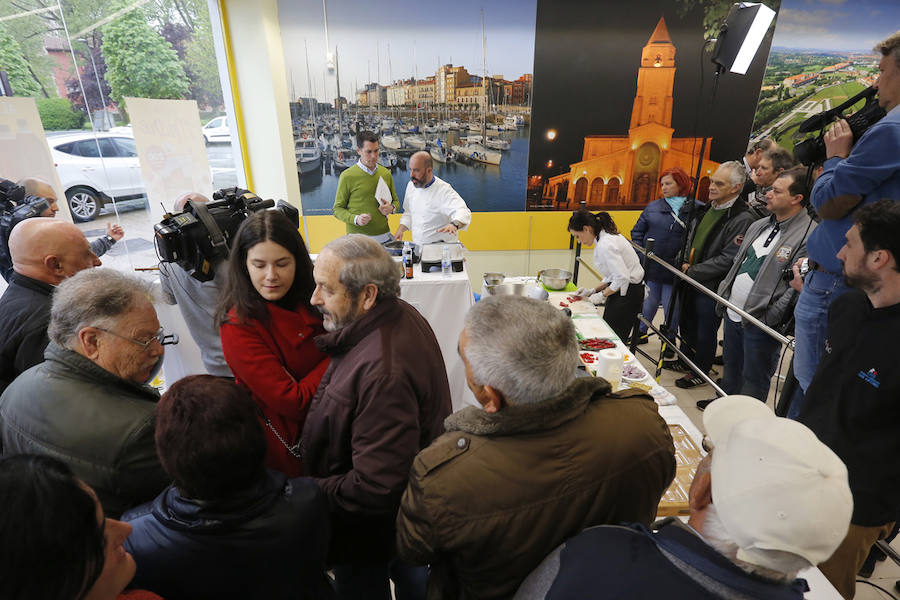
[0,97,72,222]
[126,98,213,223]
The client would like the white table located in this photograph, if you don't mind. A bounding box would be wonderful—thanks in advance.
[400,262,477,412]
[561,303,840,599]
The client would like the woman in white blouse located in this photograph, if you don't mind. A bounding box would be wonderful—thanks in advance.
[568,210,645,342]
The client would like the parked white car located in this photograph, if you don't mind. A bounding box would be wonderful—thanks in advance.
[47,132,145,222]
[202,116,230,144]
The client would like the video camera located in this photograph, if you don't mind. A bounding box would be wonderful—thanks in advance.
[793,86,886,167]
[154,187,299,282]
[0,178,51,242]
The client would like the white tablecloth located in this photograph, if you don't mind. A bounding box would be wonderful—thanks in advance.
[566,308,840,600]
[401,263,477,412]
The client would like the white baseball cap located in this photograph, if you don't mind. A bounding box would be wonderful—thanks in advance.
[703,396,853,570]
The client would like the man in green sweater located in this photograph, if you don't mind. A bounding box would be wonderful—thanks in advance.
[333,131,400,242]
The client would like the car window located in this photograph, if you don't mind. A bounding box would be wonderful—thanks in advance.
[72,138,120,158]
[206,117,223,129]
[53,142,77,155]
[113,137,137,157]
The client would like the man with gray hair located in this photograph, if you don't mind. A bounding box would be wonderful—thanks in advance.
[302,234,452,599]
[396,296,676,599]
[667,160,754,389]
[0,268,175,517]
[515,395,852,599]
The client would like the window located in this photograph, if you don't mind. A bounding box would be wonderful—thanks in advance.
[113,137,137,157]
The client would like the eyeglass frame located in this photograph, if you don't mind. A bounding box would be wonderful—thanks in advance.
[93,326,179,349]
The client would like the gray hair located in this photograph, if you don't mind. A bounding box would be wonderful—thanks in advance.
[49,268,157,349]
[717,160,747,188]
[702,505,808,581]
[321,234,401,300]
[875,30,900,68]
[463,296,578,405]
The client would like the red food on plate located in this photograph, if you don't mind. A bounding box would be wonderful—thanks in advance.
[559,302,569,307]
[579,352,596,363]
[578,338,616,351]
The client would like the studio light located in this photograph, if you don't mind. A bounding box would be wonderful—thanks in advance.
[711,2,777,75]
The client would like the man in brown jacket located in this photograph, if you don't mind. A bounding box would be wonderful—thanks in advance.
[396,296,676,600]
[302,234,452,600]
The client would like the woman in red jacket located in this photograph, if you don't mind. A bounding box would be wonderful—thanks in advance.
[217,211,328,477]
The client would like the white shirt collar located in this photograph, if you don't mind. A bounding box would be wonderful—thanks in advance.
[356,160,376,176]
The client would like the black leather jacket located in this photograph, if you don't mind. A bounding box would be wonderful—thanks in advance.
[681,198,755,291]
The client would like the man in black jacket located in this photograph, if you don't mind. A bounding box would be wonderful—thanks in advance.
[668,161,754,389]
[0,218,100,393]
[798,199,900,599]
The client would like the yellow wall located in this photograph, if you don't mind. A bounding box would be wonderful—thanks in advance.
[304,210,642,252]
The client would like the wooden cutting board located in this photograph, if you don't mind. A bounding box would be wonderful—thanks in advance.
[656,424,703,517]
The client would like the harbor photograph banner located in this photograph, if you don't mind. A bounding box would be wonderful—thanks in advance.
[527,0,778,212]
[276,0,538,216]
[748,0,898,159]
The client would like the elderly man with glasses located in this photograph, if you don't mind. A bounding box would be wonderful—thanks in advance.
[0,268,176,517]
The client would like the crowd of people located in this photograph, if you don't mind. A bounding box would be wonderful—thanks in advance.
[0,27,897,600]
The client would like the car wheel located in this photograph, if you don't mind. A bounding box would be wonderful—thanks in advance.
[66,187,102,222]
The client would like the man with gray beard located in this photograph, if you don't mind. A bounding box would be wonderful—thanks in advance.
[302,235,451,600]
[516,395,853,600]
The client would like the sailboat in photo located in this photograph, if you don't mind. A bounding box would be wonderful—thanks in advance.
[452,9,501,166]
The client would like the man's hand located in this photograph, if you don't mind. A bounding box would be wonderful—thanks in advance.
[824,118,853,160]
[789,258,805,293]
[394,224,408,241]
[107,222,125,241]
[355,213,372,226]
[681,263,690,273]
[377,203,394,216]
[437,223,458,235]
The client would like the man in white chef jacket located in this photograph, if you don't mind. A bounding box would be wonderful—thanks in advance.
[393,151,472,245]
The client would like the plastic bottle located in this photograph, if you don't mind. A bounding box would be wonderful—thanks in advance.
[402,242,413,279]
[441,244,451,278]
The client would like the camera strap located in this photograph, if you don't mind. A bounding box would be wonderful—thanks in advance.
[192,203,228,260]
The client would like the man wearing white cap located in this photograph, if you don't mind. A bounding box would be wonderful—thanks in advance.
[514,395,853,600]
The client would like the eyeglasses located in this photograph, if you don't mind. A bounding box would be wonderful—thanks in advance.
[94,327,179,348]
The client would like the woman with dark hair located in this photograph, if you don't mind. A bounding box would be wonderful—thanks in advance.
[123,375,333,599]
[217,210,329,477]
[569,210,645,342]
[630,166,695,343]
[0,454,144,600]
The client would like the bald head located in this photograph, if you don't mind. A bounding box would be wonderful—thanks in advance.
[17,177,59,217]
[174,192,211,212]
[8,218,101,284]
[409,151,434,188]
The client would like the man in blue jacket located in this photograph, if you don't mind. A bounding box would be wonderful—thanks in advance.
[791,29,900,415]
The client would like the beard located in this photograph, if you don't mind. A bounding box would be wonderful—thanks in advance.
[318,296,363,332]
[843,263,879,294]
[411,176,425,188]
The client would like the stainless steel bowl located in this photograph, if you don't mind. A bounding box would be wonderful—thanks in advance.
[537,268,573,290]
[484,282,544,297]
[483,272,505,286]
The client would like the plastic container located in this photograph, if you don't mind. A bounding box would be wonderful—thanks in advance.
[441,244,451,278]
[402,242,413,279]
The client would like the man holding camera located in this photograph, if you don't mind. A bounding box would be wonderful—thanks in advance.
[157,193,232,378]
[1,177,123,281]
[699,168,815,410]
[791,30,900,415]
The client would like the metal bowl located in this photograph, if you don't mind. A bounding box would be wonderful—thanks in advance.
[484,283,546,298]
[538,268,573,290]
[483,272,505,286]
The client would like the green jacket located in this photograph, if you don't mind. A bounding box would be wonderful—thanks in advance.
[333,164,400,235]
[0,342,169,518]
[396,378,676,600]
